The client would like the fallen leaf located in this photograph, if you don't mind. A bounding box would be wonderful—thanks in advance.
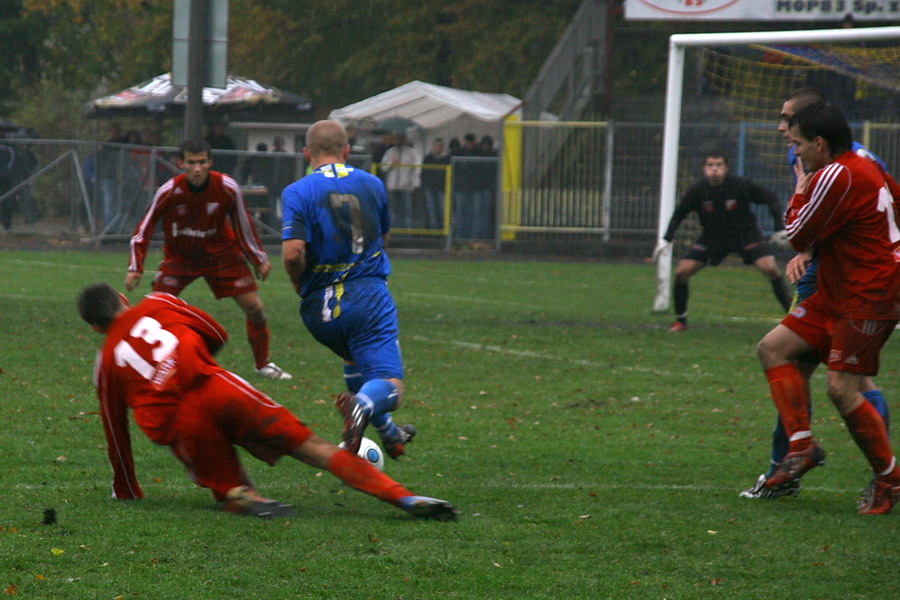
[50,548,64,556]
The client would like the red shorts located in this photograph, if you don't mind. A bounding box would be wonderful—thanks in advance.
[170,370,313,499]
[153,256,257,299]
[782,295,896,376]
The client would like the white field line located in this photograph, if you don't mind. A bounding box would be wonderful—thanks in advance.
[9,480,859,495]
[410,335,671,376]
[403,291,534,308]
[0,292,58,301]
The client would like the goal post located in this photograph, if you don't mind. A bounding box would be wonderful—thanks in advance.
[653,25,900,313]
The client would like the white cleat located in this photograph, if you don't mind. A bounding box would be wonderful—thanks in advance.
[255,362,292,380]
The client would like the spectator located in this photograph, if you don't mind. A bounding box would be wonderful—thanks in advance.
[205,121,237,175]
[96,123,125,229]
[380,133,422,228]
[241,143,277,229]
[0,128,18,232]
[421,138,451,230]
[270,135,297,202]
[452,132,492,239]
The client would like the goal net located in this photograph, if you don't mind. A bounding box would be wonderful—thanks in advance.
[653,26,900,322]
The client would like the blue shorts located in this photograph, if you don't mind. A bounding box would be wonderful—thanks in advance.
[796,256,818,302]
[300,277,403,380]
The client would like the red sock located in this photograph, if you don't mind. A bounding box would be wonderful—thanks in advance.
[765,363,811,453]
[246,318,270,369]
[843,401,900,483]
[327,449,412,504]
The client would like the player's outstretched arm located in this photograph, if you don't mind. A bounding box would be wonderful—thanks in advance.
[124,271,142,291]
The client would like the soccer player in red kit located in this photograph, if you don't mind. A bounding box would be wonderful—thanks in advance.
[125,138,290,380]
[77,282,457,520]
[754,102,900,514]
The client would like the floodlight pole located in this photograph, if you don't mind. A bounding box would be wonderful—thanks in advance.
[183,0,207,141]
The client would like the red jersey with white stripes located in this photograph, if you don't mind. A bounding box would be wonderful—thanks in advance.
[128,171,267,272]
[93,292,228,499]
[785,151,900,319]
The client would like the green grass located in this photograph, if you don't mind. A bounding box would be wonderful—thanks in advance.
[1,249,897,599]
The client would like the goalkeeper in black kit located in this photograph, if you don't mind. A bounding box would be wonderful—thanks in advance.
[653,151,792,331]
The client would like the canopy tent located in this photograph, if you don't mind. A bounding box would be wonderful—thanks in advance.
[82,73,313,120]
[328,80,522,148]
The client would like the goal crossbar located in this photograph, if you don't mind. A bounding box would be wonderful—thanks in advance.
[653,26,900,312]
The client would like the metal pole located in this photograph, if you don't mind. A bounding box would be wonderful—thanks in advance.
[183,0,207,140]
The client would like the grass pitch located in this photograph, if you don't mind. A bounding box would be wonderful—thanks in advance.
[1,249,897,599]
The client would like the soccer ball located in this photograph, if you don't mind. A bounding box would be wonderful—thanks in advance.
[339,436,385,471]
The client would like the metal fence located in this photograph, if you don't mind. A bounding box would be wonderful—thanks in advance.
[3,121,899,248]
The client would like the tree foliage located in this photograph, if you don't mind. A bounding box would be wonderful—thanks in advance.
[6,0,582,138]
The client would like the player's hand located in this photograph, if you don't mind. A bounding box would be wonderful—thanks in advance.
[793,161,812,195]
[124,271,142,291]
[785,249,813,284]
[255,261,271,281]
[769,229,790,251]
[652,240,671,264]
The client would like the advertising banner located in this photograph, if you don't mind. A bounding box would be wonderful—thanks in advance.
[625,0,900,21]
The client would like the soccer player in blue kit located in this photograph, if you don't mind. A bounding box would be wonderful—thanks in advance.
[281,120,415,458]
[740,88,891,499]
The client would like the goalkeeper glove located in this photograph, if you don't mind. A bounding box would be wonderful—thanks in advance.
[769,229,790,250]
[652,240,672,264]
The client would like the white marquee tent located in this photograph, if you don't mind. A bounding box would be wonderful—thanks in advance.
[328,80,522,150]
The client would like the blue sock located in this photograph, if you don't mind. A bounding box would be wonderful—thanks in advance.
[356,379,401,440]
[355,379,399,417]
[768,417,789,478]
[372,412,401,440]
[767,398,814,477]
[343,364,363,394]
[863,389,890,433]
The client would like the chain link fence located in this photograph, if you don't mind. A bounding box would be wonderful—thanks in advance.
[3,121,898,251]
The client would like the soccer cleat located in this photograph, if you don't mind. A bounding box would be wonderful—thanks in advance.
[398,495,459,521]
[223,486,295,519]
[669,321,687,332]
[857,478,900,515]
[335,392,370,455]
[381,424,416,459]
[764,443,825,491]
[256,362,293,380]
[739,473,800,499]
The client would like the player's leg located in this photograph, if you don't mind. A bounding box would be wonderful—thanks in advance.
[860,377,890,433]
[293,435,456,520]
[339,361,414,458]
[825,319,900,513]
[757,316,828,490]
[212,266,290,379]
[749,252,792,312]
[172,387,262,504]
[671,257,706,331]
[742,354,817,499]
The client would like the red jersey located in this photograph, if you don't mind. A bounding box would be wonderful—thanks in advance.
[93,292,228,499]
[785,151,900,319]
[128,171,268,272]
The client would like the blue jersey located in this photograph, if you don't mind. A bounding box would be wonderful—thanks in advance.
[281,163,391,298]
[788,142,888,301]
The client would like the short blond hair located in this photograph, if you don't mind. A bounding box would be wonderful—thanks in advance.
[305,120,348,158]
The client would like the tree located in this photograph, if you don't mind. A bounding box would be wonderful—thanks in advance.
[10,0,585,137]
